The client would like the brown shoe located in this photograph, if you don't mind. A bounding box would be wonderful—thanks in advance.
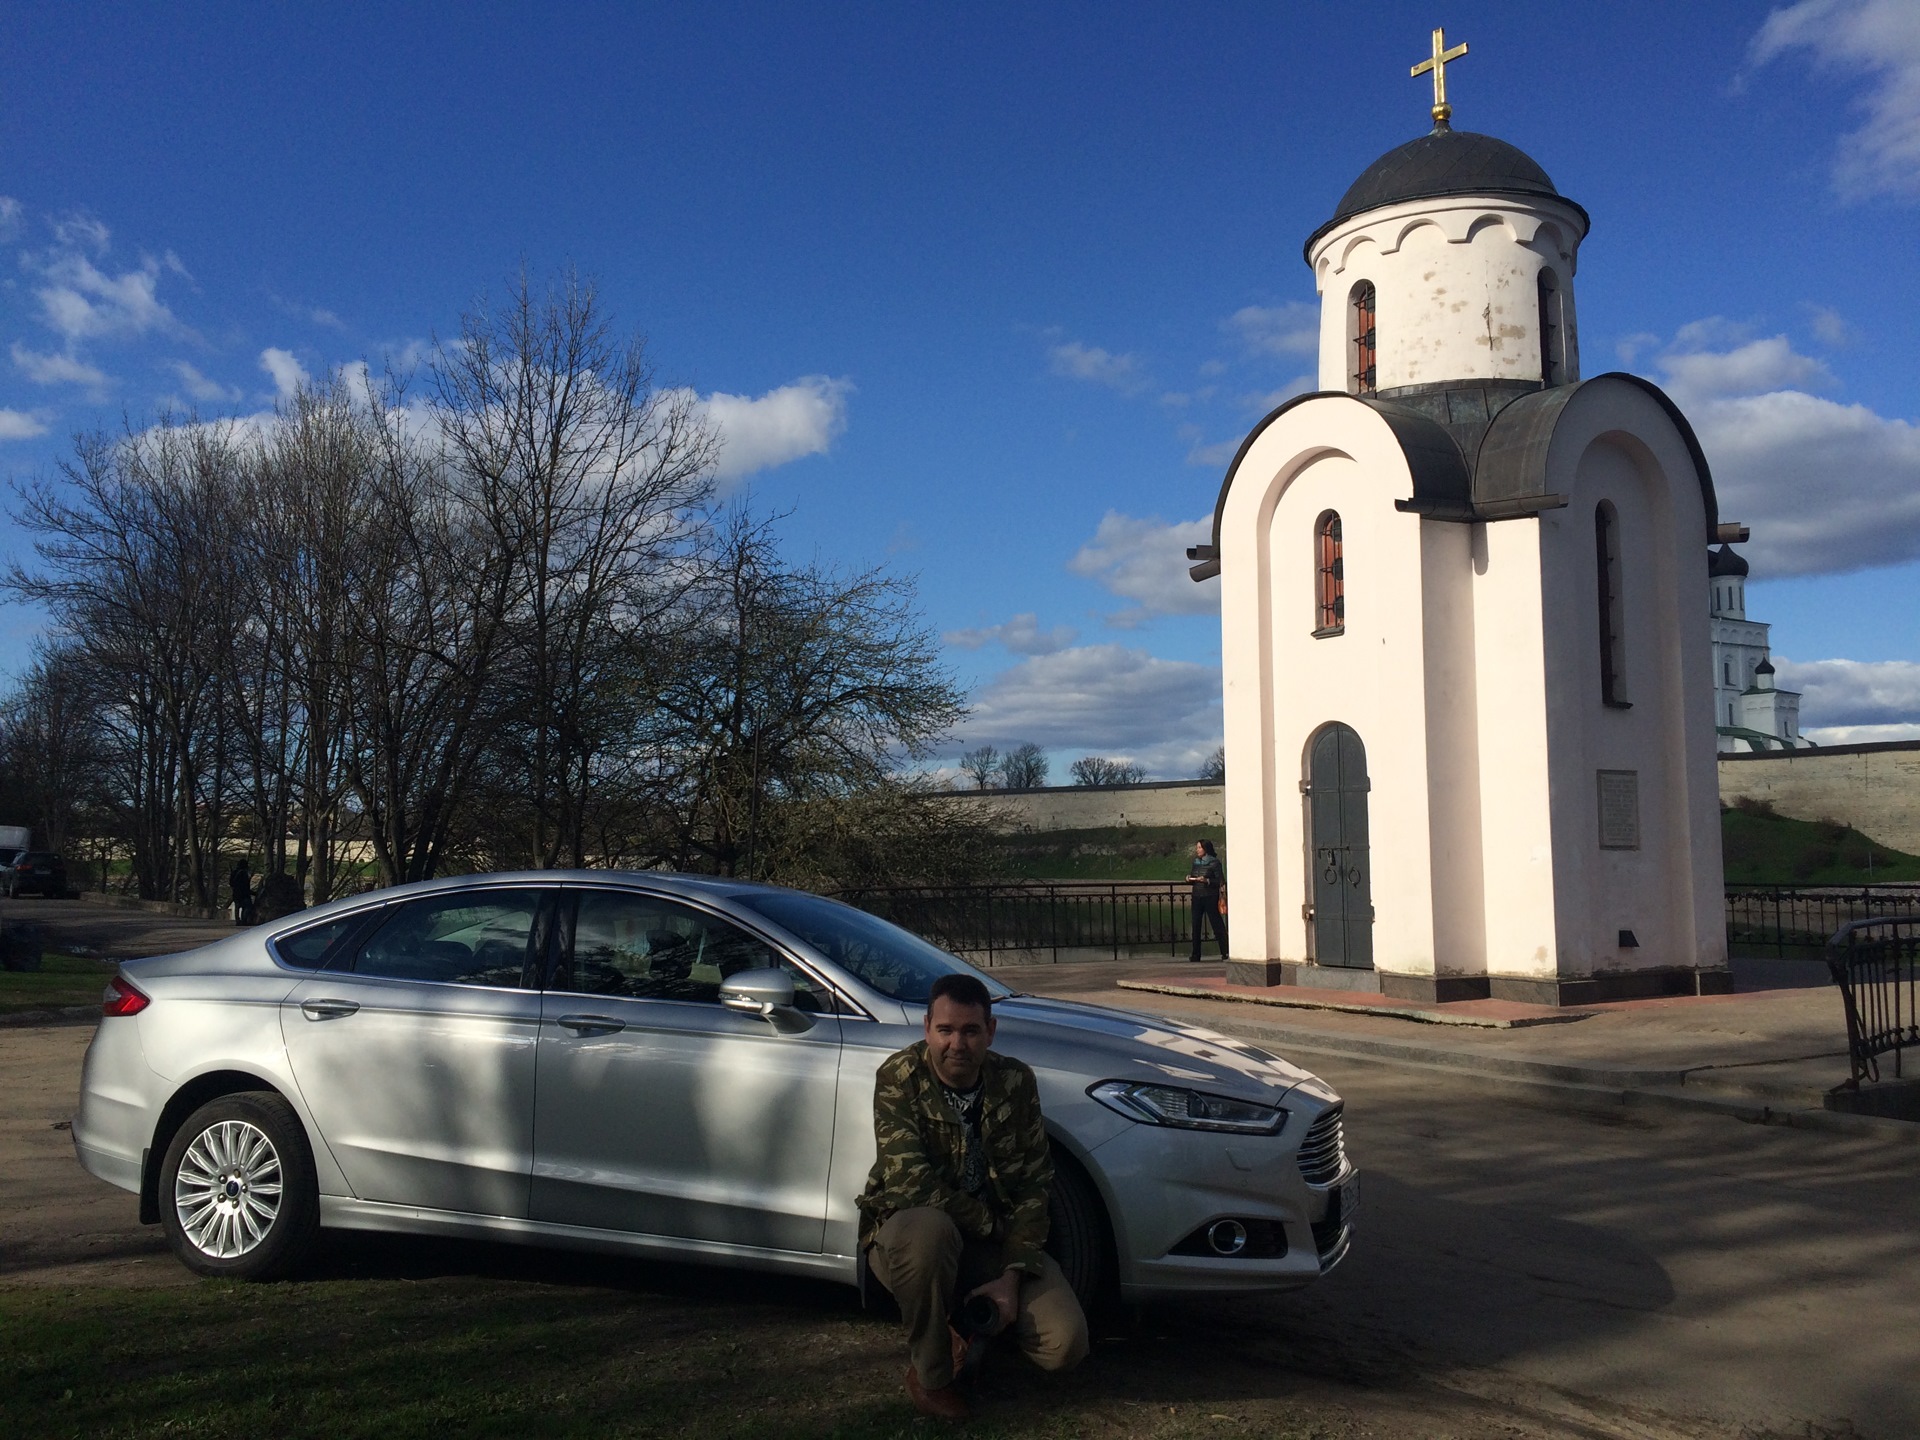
[906,1365,969,1421]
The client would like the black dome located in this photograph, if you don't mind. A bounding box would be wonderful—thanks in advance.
[1306,128,1587,258]
[1709,544,1750,578]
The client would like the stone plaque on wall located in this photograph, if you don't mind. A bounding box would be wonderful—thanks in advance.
[1597,770,1640,850]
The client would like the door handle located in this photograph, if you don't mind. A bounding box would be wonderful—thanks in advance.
[555,1014,625,1036]
[300,999,360,1021]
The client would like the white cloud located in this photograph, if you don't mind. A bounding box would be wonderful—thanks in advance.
[1184,435,1240,469]
[11,343,109,390]
[169,360,241,404]
[1226,301,1319,358]
[1753,0,1920,200]
[1241,376,1316,413]
[1068,511,1219,625]
[1659,335,1834,407]
[51,212,111,254]
[943,612,1078,656]
[1806,304,1853,346]
[1772,656,1920,726]
[32,248,178,342]
[1639,325,1920,575]
[259,347,310,400]
[700,375,852,483]
[0,408,49,440]
[1802,722,1920,745]
[1047,340,1147,393]
[953,643,1223,779]
[0,196,21,241]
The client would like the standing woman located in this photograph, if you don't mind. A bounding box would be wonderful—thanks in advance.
[1186,840,1227,962]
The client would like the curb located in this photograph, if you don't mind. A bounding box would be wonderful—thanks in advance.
[1119,977,1588,1030]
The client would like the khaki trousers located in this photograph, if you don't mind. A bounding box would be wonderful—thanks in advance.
[867,1206,1090,1389]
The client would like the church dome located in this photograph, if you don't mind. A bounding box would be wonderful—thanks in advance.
[1306,128,1587,256]
[1708,544,1750,577]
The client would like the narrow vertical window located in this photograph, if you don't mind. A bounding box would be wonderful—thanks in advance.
[1596,501,1629,707]
[1538,268,1560,385]
[1350,282,1377,396]
[1315,511,1345,635]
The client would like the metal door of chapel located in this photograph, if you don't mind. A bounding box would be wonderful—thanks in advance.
[1308,723,1373,969]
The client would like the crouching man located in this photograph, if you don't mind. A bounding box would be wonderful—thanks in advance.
[858,972,1090,1420]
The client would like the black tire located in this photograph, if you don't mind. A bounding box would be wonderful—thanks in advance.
[1045,1147,1115,1310]
[158,1092,320,1280]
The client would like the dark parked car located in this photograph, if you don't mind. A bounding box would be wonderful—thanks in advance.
[7,851,68,898]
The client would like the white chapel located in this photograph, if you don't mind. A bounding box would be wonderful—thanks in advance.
[1188,32,1734,1005]
[1709,543,1812,752]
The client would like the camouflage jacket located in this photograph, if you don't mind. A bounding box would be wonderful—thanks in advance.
[856,1041,1054,1276]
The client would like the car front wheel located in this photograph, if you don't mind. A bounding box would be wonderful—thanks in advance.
[159,1092,319,1279]
[1045,1148,1115,1310]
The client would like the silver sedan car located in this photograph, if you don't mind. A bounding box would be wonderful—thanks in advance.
[73,872,1357,1301]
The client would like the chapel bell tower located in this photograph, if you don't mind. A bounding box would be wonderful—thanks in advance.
[1189,30,1732,1005]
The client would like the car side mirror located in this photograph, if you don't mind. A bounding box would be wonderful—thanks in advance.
[719,968,811,1032]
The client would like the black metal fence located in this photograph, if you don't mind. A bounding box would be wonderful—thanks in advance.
[1725,885,1920,960]
[836,882,1197,965]
[1825,916,1920,1085]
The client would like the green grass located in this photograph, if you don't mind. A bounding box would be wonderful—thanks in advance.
[997,826,1226,883]
[0,952,116,1015]
[1721,804,1920,885]
[0,1256,1396,1440]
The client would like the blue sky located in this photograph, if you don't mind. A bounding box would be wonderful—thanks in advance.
[3,1,1918,775]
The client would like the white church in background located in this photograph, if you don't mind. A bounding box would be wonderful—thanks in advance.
[1188,30,1734,1005]
[1709,543,1812,752]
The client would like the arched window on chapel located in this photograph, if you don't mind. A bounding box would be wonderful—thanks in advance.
[1538,268,1561,386]
[1349,282,1377,396]
[1595,501,1629,707]
[1315,511,1345,636]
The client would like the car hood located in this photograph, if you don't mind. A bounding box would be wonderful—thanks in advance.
[988,994,1330,1105]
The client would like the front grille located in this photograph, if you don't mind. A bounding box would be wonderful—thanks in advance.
[1297,1106,1345,1186]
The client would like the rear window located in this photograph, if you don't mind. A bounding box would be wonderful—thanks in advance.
[19,852,59,865]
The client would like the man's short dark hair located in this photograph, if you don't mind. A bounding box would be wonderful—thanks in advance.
[928,972,994,1017]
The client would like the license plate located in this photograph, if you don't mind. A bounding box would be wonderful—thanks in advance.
[1328,1171,1359,1225]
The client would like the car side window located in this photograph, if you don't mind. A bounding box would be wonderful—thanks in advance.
[352,891,541,988]
[565,890,829,1011]
[273,913,367,970]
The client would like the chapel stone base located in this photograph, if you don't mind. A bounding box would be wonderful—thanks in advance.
[1223,960,1735,1006]
[1487,966,1734,1007]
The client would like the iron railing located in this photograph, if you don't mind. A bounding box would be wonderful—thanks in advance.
[836,881,1197,965]
[1824,915,1920,1086]
[1725,885,1920,961]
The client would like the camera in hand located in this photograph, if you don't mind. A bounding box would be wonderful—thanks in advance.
[950,1293,1001,1339]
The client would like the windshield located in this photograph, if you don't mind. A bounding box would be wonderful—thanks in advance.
[734,890,1011,1005]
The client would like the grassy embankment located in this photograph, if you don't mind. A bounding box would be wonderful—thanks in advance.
[997,810,1920,886]
[0,952,116,1016]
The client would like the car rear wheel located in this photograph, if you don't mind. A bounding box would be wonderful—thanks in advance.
[159,1092,319,1280]
[1045,1148,1115,1310]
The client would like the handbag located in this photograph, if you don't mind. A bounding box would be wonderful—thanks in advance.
[1217,888,1228,918]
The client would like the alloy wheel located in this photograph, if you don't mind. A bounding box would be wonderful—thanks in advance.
[172,1119,284,1259]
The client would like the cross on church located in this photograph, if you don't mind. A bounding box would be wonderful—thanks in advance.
[1410,26,1468,129]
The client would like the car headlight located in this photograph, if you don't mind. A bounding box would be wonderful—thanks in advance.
[1088,1080,1287,1135]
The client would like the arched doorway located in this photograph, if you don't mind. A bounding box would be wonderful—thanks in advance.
[1308,723,1373,970]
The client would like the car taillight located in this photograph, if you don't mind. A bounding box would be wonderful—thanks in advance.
[102,976,149,1017]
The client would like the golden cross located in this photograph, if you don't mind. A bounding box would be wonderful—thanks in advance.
[1410,26,1469,129]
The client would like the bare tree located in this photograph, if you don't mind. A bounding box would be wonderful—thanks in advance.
[959,746,1001,790]
[1199,745,1226,783]
[650,510,968,880]
[999,742,1048,789]
[433,270,716,869]
[1068,755,1146,786]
